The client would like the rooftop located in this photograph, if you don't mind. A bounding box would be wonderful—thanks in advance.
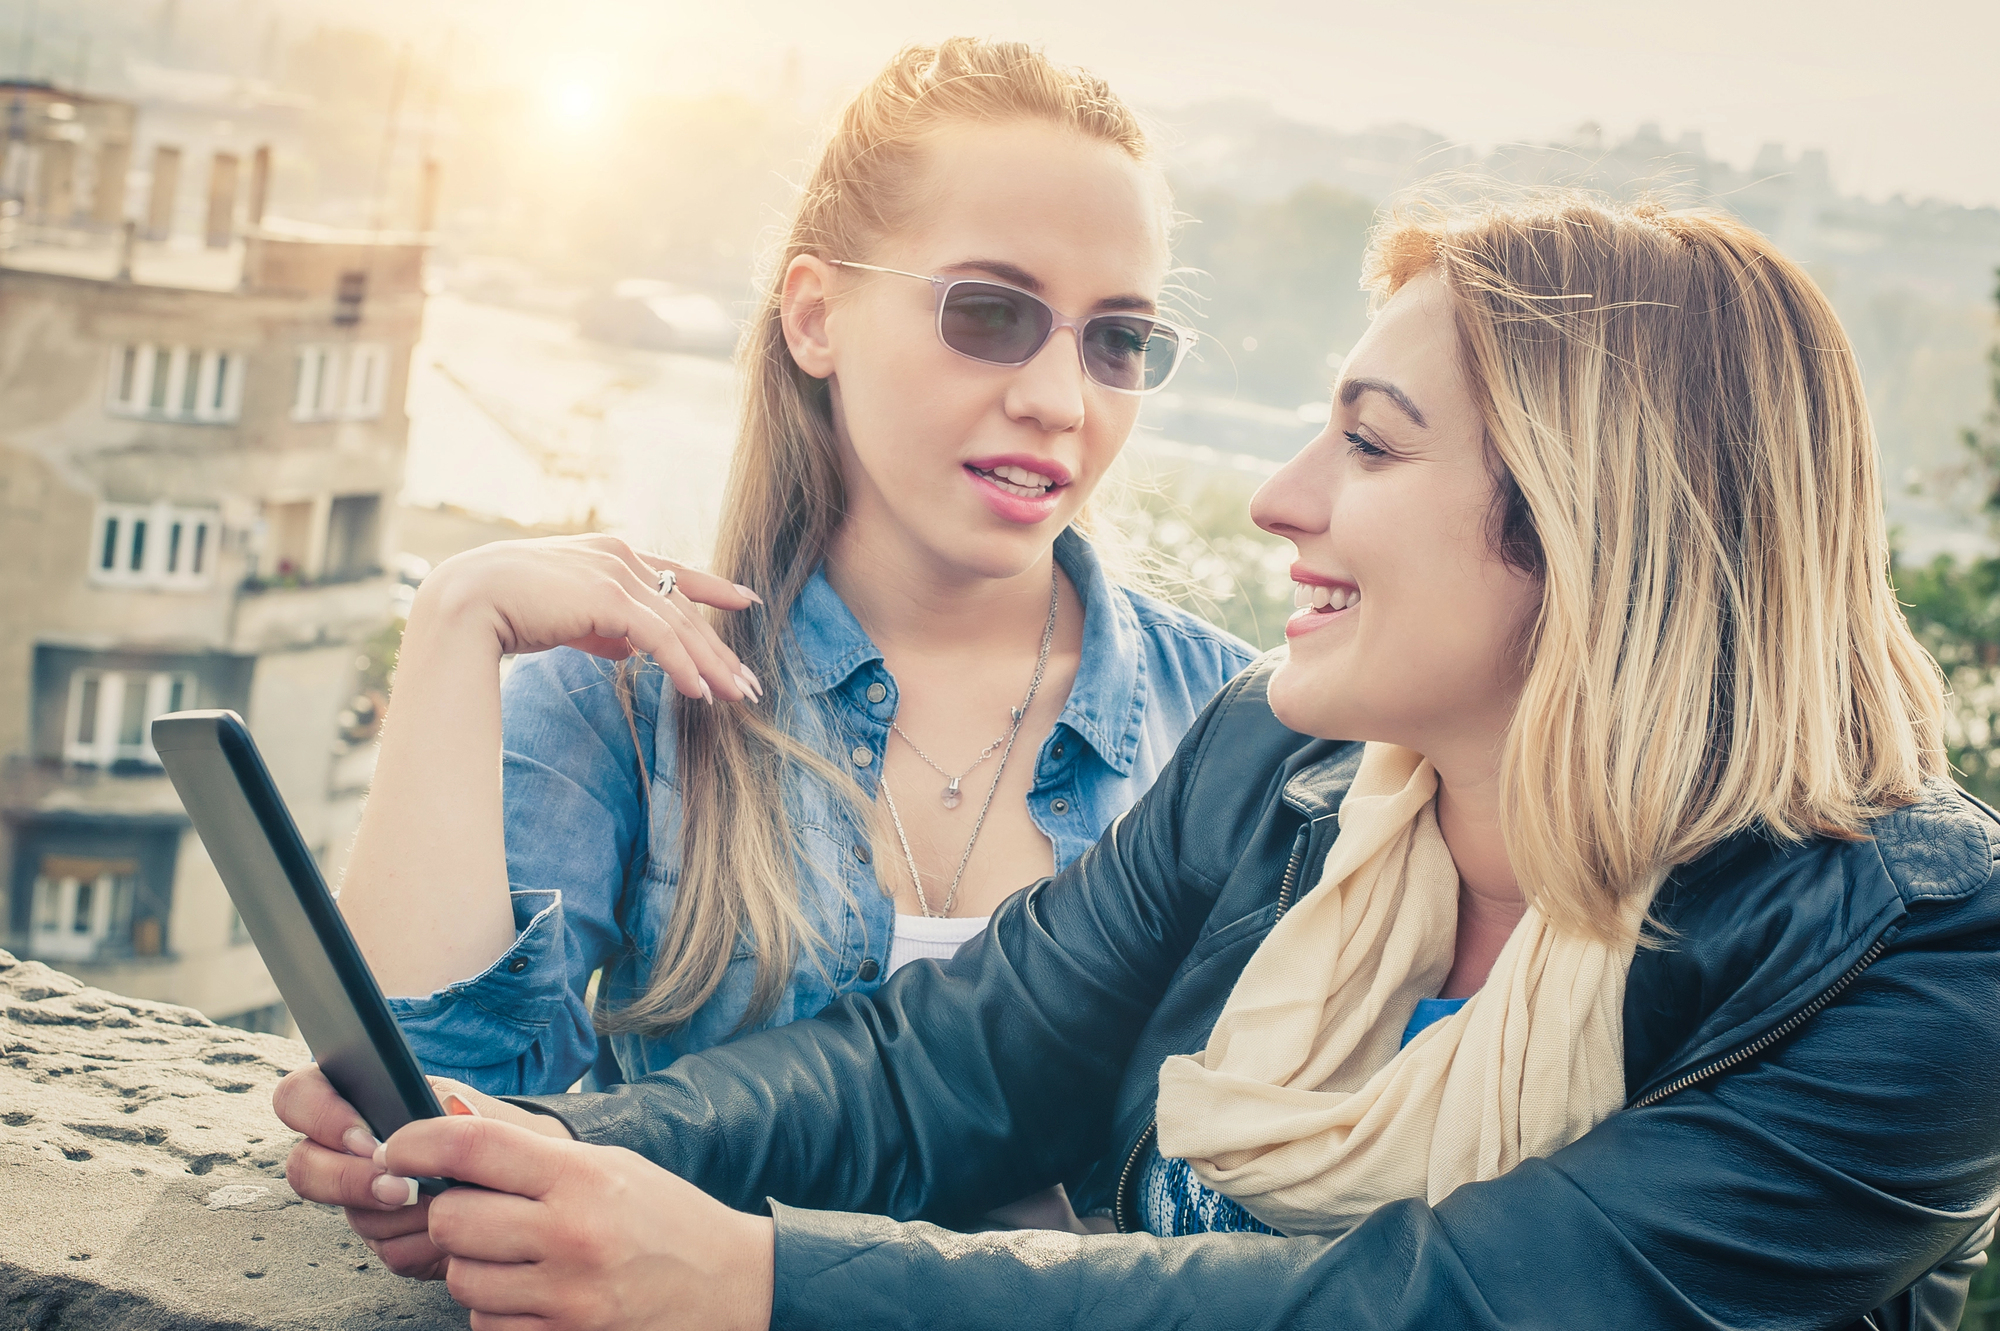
[0,221,434,296]
[0,235,243,292]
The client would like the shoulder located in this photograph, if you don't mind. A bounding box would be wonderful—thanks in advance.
[1864,779,2000,905]
[1114,586,1258,680]
[501,648,667,755]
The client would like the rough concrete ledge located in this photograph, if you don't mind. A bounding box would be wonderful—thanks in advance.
[0,949,467,1329]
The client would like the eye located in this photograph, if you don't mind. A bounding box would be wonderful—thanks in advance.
[946,293,1023,334]
[1085,320,1150,364]
[1344,430,1388,458]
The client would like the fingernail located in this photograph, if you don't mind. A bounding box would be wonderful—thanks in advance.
[442,1093,482,1118]
[372,1173,420,1208]
[698,678,714,706]
[740,664,764,691]
[343,1126,380,1158]
[371,1141,389,1169]
[735,584,764,605]
[735,671,760,702]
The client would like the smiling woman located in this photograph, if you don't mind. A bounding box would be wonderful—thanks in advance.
[279,190,2000,1331]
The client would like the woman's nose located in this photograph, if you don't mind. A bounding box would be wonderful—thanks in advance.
[1004,328,1087,434]
[1252,428,1338,538]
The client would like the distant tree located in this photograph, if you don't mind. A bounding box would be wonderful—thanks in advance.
[1960,266,2000,516]
[1168,182,1376,409]
[1896,267,2000,807]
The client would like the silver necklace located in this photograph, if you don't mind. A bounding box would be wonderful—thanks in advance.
[893,719,1013,810]
[880,566,1059,918]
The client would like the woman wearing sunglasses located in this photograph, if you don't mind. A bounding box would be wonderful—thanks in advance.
[284,193,2000,1328]
[324,36,1250,1230]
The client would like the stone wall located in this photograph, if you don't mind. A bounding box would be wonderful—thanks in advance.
[0,949,466,1328]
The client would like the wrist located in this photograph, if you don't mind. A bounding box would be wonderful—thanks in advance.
[406,562,506,659]
[729,1214,776,1331]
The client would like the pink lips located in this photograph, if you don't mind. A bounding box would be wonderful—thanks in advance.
[1285,562,1359,640]
[963,454,1071,526]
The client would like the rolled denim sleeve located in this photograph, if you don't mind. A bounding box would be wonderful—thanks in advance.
[388,648,657,1096]
[387,889,584,1092]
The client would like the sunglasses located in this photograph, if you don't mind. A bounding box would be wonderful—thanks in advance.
[830,260,1197,395]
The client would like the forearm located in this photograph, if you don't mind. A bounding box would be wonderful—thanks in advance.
[339,586,516,995]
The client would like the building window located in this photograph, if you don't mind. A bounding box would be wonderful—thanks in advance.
[105,344,242,423]
[345,344,387,418]
[334,270,367,325]
[64,668,196,766]
[29,856,138,964]
[258,498,315,580]
[9,820,180,965]
[292,343,390,422]
[324,494,382,580]
[90,502,218,589]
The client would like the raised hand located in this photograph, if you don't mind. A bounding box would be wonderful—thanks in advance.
[419,534,765,703]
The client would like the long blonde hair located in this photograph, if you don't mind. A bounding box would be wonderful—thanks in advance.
[606,39,1155,1035]
[1364,194,1947,941]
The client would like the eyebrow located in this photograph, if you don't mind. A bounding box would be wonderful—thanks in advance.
[941,258,1158,315]
[1339,377,1429,429]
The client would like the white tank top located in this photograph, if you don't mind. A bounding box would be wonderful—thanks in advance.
[885,912,990,978]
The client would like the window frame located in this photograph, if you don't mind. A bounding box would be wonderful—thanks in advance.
[105,343,243,424]
[293,343,390,422]
[88,501,219,590]
[63,667,198,766]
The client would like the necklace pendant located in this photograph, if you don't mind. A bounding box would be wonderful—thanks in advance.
[942,777,963,810]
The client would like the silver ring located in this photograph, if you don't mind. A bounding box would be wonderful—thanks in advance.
[656,568,677,598]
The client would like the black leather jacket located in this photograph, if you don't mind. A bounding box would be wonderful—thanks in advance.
[519,660,2000,1330]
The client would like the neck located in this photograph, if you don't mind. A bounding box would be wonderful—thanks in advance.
[1429,740,1526,930]
[823,519,1058,657]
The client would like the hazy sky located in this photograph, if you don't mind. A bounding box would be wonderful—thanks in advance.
[354,0,2000,208]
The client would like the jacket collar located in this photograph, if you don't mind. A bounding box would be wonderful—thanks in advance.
[784,529,1148,777]
[1278,739,1364,823]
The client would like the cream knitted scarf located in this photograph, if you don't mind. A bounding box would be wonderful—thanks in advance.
[1154,743,1652,1237]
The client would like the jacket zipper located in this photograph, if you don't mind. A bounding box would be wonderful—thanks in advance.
[1626,936,1888,1110]
[1114,825,1314,1232]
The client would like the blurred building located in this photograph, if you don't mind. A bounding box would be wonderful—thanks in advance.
[0,85,427,1032]
[0,80,138,238]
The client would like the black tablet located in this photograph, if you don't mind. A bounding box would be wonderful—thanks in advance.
[153,710,451,1186]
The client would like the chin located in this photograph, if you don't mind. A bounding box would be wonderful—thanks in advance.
[931,525,1058,581]
[1266,654,1360,741]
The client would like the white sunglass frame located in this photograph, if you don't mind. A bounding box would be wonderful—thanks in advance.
[829,259,1198,396]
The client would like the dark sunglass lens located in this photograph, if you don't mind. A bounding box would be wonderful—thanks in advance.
[939,283,1050,365]
[1082,317,1179,391]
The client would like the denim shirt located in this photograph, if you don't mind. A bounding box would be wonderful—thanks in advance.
[387,530,1256,1096]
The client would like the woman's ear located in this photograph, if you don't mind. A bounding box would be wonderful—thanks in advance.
[781,256,838,380]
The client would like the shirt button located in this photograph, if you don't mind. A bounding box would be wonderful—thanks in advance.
[1051,798,1069,815]
[857,958,880,982]
[851,745,873,767]
[865,682,887,704]
[507,958,529,974]
[1051,742,1065,759]
[852,842,871,864]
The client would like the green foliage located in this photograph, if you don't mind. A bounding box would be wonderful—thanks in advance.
[1894,553,2000,802]
[1119,471,1295,651]
[1961,266,2000,518]
[1967,1253,2000,1331]
[1899,268,2000,813]
[1168,183,1377,408]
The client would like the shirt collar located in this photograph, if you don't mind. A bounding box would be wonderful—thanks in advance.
[785,528,1148,777]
